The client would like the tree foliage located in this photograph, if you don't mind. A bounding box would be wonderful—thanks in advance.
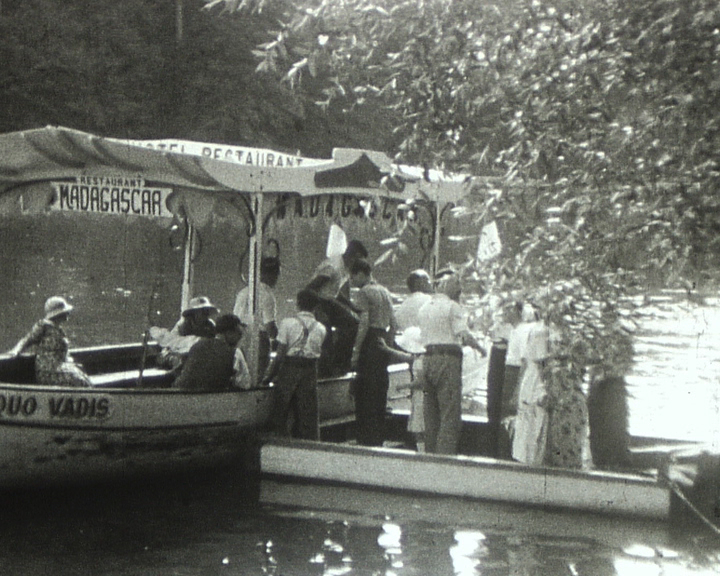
[0,0,394,154]
[208,0,720,376]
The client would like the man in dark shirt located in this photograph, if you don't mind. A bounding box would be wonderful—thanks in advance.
[173,314,249,391]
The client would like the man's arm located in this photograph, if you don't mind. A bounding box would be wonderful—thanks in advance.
[351,310,369,370]
[262,342,287,385]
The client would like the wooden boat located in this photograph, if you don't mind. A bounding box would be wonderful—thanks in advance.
[261,438,672,520]
[0,125,445,487]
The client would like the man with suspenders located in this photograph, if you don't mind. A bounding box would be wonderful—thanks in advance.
[262,289,327,439]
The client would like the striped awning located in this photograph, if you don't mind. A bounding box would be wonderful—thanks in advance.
[0,125,472,204]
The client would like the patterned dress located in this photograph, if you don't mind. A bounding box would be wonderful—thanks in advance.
[544,359,589,469]
[24,320,91,387]
[511,322,549,466]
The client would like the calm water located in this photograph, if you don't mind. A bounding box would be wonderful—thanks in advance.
[3,471,720,576]
[4,209,720,573]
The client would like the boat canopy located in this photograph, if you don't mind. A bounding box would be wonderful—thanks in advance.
[0,125,472,205]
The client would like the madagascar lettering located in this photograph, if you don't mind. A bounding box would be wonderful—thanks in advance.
[56,184,166,217]
[275,195,416,222]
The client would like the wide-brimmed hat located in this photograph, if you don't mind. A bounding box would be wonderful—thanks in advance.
[182,296,218,317]
[44,296,73,320]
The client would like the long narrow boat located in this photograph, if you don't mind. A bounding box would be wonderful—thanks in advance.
[0,126,441,487]
[260,438,672,520]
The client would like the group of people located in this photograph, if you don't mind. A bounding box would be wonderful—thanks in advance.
[10,235,590,468]
[486,299,590,469]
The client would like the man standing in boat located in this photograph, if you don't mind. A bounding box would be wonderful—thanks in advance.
[262,289,327,439]
[417,272,486,455]
[234,255,280,380]
[349,258,398,446]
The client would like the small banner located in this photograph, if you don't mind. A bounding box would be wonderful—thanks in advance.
[477,220,502,261]
[326,223,348,258]
[50,176,173,218]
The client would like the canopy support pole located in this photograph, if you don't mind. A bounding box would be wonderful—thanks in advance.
[180,223,195,312]
[245,193,264,386]
[431,201,442,278]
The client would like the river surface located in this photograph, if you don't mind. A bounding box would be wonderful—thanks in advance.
[3,470,720,576]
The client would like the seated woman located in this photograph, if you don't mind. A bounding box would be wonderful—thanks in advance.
[172,314,250,391]
[9,296,91,387]
[152,296,218,372]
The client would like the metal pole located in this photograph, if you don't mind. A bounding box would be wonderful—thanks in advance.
[246,193,264,386]
[181,223,194,312]
[432,199,442,278]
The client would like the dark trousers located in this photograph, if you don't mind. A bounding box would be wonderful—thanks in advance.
[270,358,319,440]
[486,343,507,458]
[354,328,390,446]
[423,351,463,455]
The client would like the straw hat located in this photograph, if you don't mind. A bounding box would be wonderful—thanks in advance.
[44,296,73,320]
[182,296,218,317]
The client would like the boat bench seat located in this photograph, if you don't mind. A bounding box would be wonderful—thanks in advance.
[89,368,173,388]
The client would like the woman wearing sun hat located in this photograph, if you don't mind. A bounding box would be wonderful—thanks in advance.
[9,296,91,387]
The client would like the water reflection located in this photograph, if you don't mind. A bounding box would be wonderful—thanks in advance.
[378,522,404,573]
[0,474,718,575]
[449,529,486,575]
[309,520,353,575]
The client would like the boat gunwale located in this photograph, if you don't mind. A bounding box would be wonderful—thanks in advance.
[263,438,664,488]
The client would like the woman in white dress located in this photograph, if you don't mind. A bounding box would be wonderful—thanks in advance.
[511,314,550,466]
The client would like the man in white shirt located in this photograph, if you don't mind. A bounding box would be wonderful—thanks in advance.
[233,256,279,380]
[417,272,486,454]
[262,289,327,440]
[395,269,433,331]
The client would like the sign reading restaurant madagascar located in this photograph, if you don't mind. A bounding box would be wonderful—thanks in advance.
[50,176,172,218]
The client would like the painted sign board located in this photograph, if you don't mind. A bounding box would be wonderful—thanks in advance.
[116,138,327,168]
[50,176,173,218]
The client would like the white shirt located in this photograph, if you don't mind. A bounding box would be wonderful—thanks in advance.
[505,322,534,367]
[233,283,276,327]
[276,311,327,359]
[417,293,468,346]
[395,292,432,332]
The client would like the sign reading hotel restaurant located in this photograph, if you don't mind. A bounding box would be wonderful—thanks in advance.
[51,176,172,218]
[116,138,327,168]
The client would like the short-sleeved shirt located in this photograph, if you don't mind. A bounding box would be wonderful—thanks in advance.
[395,292,432,331]
[233,282,276,327]
[354,281,395,330]
[505,322,535,367]
[417,293,467,346]
[277,311,327,359]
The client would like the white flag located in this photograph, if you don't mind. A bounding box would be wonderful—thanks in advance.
[477,221,502,261]
[326,223,348,258]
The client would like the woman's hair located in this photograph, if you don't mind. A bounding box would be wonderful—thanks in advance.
[215,314,245,334]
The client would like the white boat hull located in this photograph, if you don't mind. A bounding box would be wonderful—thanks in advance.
[261,439,671,520]
[0,383,275,487]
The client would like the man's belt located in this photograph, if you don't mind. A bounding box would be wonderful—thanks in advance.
[425,344,463,358]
